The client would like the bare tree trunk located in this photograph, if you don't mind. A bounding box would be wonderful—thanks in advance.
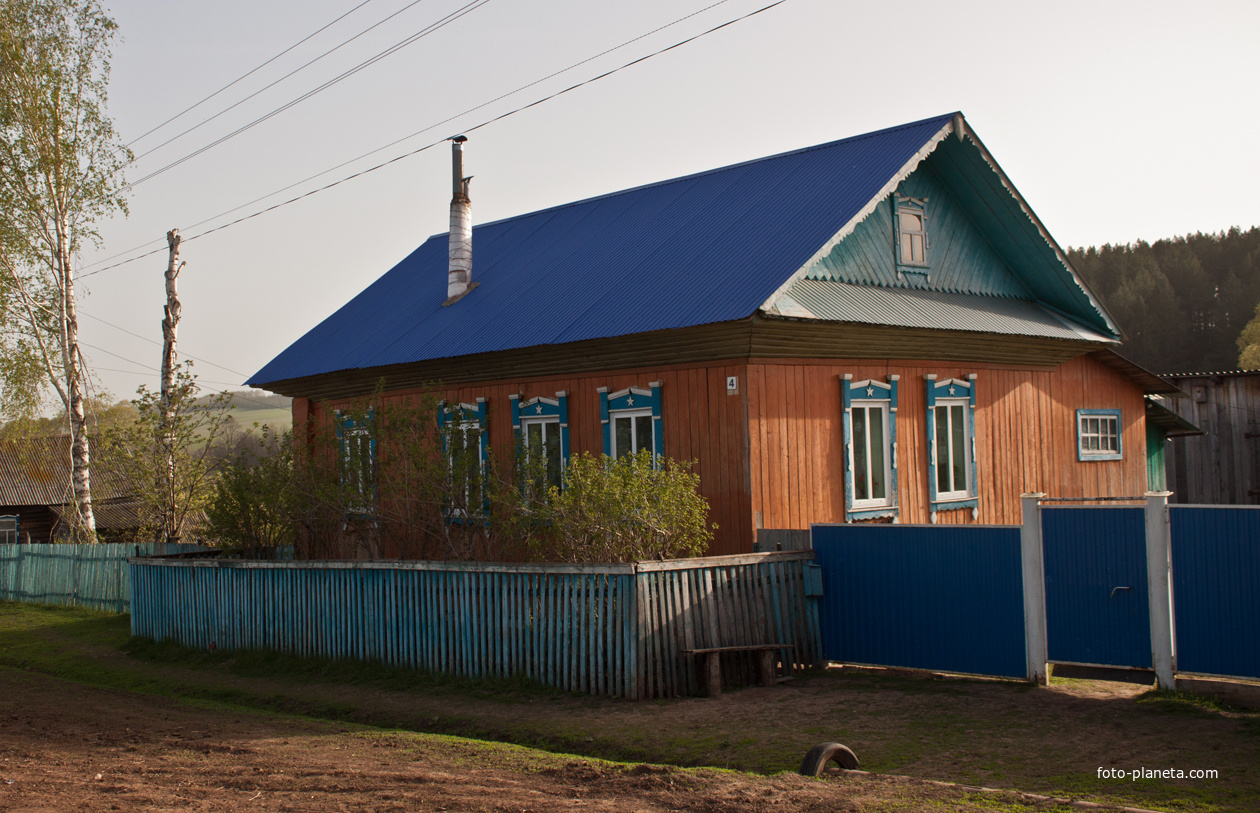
[161,228,183,544]
[58,214,94,540]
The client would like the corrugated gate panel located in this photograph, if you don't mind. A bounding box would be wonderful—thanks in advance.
[1042,507,1151,669]
[1171,507,1260,680]
[811,524,1025,679]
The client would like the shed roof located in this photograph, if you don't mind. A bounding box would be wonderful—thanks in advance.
[250,113,1118,389]
[0,436,130,507]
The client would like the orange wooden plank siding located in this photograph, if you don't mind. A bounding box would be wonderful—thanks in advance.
[298,353,1146,557]
[746,354,1149,532]
[304,361,753,556]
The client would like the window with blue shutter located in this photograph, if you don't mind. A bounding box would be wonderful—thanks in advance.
[335,408,376,515]
[511,391,569,491]
[841,374,899,521]
[438,398,488,518]
[924,374,978,521]
[598,381,663,464]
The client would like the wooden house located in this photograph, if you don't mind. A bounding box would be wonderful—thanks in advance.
[0,435,141,543]
[249,113,1178,555]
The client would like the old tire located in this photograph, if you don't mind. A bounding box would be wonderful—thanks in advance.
[799,742,860,776]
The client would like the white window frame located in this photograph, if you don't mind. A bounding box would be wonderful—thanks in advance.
[849,401,893,510]
[520,414,563,490]
[442,401,487,517]
[933,398,973,500]
[336,413,376,516]
[1077,409,1123,461]
[610,407,654,460]
[895,195,929,269]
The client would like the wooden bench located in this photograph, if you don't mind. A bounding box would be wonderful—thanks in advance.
[681,644,794,697]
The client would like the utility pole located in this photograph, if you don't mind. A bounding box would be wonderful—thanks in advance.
[160,228,184,544]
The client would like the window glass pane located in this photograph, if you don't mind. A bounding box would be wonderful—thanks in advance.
[614,415,632,459]
[935,405,950,493]
[869,407,885,500]
[951,405,966,493]
[900,233,913,262]
[527,422,542,454]
[635,415,653,454]
[899,211,922,232]
[544,427,562,489]
[853,407,869,501]
[910,233,924,263]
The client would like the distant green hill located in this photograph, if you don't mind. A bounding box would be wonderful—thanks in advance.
[196,390,292,432]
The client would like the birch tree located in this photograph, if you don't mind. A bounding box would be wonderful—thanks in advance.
[0,0,130,539]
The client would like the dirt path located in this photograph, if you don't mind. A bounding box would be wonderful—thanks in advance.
[0,668,1094,813]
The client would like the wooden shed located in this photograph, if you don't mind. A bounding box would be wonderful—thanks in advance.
[1161,370,1260,504]
[251,112,1175,555]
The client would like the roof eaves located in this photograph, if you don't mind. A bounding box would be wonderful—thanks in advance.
[757,115,959,314]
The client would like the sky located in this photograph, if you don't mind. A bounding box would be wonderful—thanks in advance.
[68,0,1260,404]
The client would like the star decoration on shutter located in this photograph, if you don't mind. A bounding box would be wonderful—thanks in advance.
[626,395,635,406]
[865,386,875,397]
[535,404,543,415]
[948,385,956,396]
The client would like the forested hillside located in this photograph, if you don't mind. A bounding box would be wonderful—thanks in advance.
[1069,227,1260,373]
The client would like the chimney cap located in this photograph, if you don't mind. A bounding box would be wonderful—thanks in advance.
[451,135,467,143]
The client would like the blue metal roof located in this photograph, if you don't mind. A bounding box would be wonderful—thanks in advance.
[249,112,1110,388]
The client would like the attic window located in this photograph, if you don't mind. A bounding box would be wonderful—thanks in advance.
[895,196,929,268]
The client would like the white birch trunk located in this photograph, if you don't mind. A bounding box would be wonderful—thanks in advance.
[58,214,95,539]
[160,229,183,543]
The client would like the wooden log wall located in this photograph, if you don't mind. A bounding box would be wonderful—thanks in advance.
[128,551,821,700]
[747,354,1149,529]
[1164,373,1260,504]
[301,359,753,556]
[0,542,207,612]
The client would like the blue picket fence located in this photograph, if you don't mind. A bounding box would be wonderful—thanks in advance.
[811,524,1026,679]
[0,543,207,613]
[129,552,821,699]
[1170,506,1260,681]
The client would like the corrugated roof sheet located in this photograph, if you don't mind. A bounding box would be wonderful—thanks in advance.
[249,112,1117,388]
[0,436,131,507]
[777,279,1114,342]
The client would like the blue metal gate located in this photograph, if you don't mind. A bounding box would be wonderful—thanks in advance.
[812,524,1026,679]
[1170,506,1260,681]
[1041,507,1151,669]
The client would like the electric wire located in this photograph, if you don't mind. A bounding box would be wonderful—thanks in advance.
[79,310,249,377]
[123,0,377,152]
[125,0,491,190]
[80,0,788,279]
[78,0,735,273]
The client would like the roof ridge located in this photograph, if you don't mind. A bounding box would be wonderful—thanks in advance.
[452,112,961,235]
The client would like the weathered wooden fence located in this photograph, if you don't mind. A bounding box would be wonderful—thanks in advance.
[0,543,207,613]
[129,551,821,699]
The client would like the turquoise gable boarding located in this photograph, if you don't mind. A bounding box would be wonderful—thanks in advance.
[805,160,1031,299]
[924,375,978,521]
[598,383,664,463]
[840,375,899,522]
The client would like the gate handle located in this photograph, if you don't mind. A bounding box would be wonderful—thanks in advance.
[1110,586,1132,598]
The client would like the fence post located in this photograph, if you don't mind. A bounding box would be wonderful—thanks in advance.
[1144,491,1175,690]
[1020,493,1049,685]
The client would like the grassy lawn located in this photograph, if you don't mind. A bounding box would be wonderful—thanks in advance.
[2,600,1256,812]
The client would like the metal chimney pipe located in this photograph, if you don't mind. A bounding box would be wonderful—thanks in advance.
[447,136,473,302]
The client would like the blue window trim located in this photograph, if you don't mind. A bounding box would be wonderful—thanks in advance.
[924,374,978,521]
[334,407,377,517]
[840,374,899,522]
[598,381,663,464]
[1077,408,1123,461]
[511,391,570,477]
[894,194,930,277]
[438,398,489,519]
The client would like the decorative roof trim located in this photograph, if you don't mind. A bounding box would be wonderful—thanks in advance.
[759,118,958,315]
[952,118,1121,339]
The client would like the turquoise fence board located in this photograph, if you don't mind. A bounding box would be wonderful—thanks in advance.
[128,552,821,700]
[0,542,206,613]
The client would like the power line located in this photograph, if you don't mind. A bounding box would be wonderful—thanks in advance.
[79,310,249,376]
[81,0,788,279]
[125,0,491,190]
[124,0,377,152]
[77,0,735,274]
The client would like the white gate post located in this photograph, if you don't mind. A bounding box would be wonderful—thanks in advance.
[1145,491,1176,690]
[1020,493,1049,685]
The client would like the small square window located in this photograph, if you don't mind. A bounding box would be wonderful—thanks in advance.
[1077,409,1122,461]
